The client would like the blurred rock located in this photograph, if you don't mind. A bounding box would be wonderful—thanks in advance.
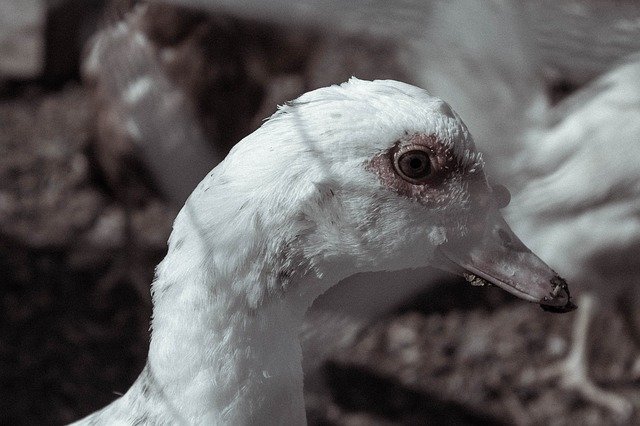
[0,0,45,79]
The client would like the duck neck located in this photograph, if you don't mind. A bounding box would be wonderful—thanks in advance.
[121,211,333,424]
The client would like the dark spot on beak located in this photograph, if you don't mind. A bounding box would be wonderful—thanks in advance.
[494,226,528,252]
[497,228,512,246]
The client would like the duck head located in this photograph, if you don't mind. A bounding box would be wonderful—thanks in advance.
[188,78,575,313]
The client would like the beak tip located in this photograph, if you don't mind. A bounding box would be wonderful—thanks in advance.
[538,275,577,313]
[540,299,577,313]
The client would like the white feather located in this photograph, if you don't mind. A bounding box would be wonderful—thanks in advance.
[72,79,499,425]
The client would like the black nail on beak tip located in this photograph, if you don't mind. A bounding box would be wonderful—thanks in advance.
[539,276,577,313]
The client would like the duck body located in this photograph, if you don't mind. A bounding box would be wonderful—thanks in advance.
[73,79,572,425]
[507,53,640,285]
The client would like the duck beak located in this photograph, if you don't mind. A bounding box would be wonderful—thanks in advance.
[436,209,576,313]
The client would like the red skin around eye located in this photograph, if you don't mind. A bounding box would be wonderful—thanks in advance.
[366,133,487,208]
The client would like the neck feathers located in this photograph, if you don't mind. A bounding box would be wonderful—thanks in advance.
[128,199,320,423]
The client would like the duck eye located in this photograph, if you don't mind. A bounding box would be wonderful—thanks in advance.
[395,150,432,182]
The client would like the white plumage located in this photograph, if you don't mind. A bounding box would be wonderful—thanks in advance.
[87,0,640,418]
[72,79,572,424]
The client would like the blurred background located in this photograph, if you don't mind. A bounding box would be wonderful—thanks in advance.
[1,0,640,424]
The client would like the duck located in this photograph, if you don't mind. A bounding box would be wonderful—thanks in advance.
[503,52,640,419]
[274,2,640,417]
[71,78,574,424]
[85,0,639,418]
[418,8,640,420]
[202,0,640,419]
[407,5,640,417]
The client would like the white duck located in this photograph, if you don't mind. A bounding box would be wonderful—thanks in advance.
[504,52,640,418]
[89,0,640,418]
[71,79,573,424]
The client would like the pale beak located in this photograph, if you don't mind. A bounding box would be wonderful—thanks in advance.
[436,208,576,313]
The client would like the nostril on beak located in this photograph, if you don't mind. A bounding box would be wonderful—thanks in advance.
[497,228,512,246]
[492,184,511,209]
[495,227,528,252]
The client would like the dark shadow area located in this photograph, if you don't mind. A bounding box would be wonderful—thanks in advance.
[398,277,519,316]
[0,239,152,425]
[547,78,579,106]
[322,361,505,426]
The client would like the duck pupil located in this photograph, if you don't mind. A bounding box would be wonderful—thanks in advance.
[410,157,422,169]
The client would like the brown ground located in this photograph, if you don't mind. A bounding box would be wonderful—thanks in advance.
[1,3,639,426]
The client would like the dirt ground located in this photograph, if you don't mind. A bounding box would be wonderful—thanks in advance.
[1,3,639,426]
